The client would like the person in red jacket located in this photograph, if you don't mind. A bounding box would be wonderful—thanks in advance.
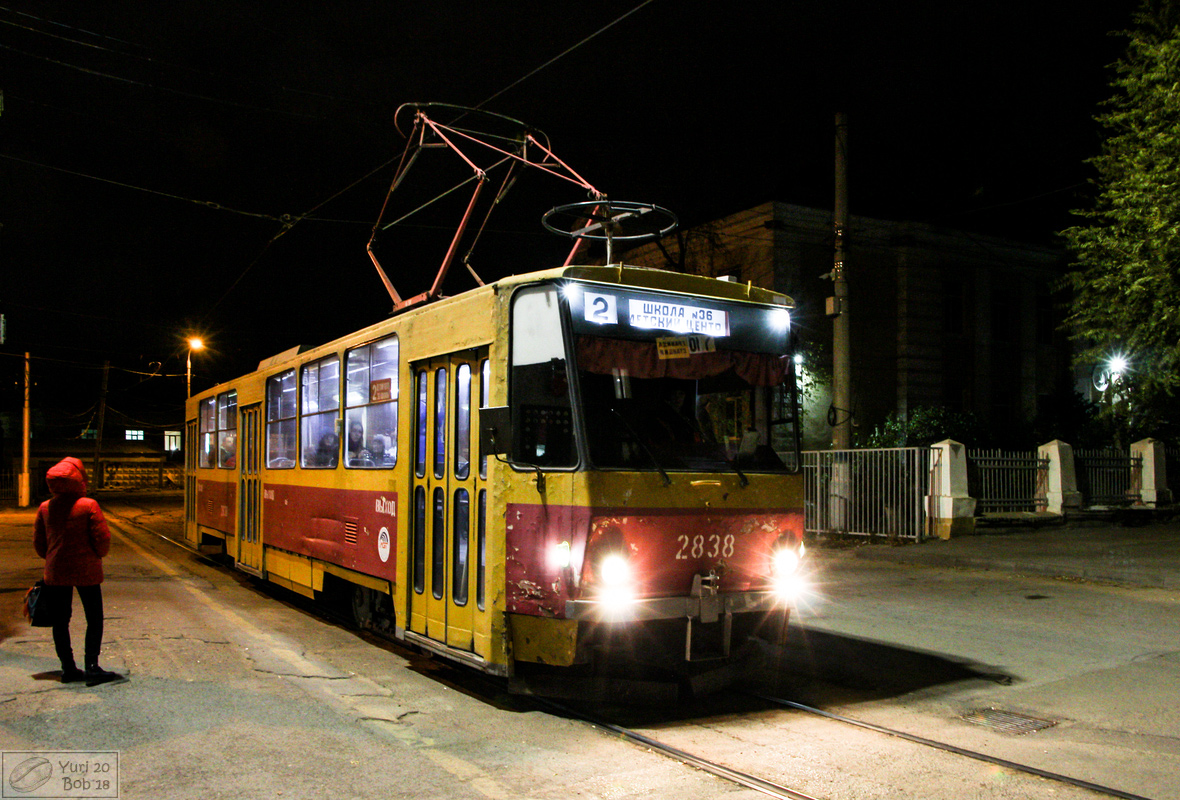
[33,457,119,684]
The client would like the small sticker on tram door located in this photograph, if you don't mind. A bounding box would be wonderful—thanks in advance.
[3,751,119,798]
[378,528,390,563]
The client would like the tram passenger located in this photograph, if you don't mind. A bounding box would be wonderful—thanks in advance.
[219,432,236,468]
[32,457,121,684]
[346,420,370,464]
[367,434,392,466]
[306,432,339,467]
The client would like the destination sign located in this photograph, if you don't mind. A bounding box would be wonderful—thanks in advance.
[566,282,786,353]
[628,299,729,336]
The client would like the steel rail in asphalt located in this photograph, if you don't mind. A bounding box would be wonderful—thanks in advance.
[536,698,821,800]
[754,693,1157,800]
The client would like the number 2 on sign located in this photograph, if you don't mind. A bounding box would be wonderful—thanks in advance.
[676,533,735,559]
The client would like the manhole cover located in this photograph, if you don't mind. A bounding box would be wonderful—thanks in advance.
[963,709,1056,734]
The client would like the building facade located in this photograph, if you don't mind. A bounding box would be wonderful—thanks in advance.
[616,202,1072,448]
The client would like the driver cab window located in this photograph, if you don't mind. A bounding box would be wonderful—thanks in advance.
[510,285,574,467]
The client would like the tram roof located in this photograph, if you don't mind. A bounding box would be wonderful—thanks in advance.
[494,264,794,308]
[207,263,795,390]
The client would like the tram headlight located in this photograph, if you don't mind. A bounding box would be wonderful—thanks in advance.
[771,541,807,601]
[773,547,800,576]
[596,553,635,612]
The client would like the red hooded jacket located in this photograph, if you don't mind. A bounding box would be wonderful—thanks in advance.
[33,457,111,586]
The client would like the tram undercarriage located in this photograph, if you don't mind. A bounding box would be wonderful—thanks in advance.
[507,607,791,701]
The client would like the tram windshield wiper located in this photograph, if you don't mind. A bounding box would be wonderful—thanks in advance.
[609,407,672,486]
[726,456,749,488]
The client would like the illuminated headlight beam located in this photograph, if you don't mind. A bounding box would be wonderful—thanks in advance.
[597,553,636,615]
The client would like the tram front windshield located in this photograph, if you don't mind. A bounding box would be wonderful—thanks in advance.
[575,335,793,473]
[509,282,799,474]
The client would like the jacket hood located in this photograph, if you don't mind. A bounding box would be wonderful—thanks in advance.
[46,457,88,495]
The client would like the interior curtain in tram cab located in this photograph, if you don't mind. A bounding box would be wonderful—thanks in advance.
[574,336,790,386]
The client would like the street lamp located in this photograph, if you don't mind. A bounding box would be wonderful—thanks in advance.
[186,337,204,397]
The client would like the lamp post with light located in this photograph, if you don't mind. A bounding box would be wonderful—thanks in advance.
[186,337,204,397]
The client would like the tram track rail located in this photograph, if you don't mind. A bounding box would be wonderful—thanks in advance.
[752,693,1155,800]
[534,697,819,800]
[535,692,1158,800]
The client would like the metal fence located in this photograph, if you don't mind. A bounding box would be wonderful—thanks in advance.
[804,447,933,540]
[967,449,1048,513]
[1168,446,1180,502]
[1075,448,1142,507]
[0,469,15,507]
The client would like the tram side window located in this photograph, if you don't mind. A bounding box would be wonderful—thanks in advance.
[479,359,490,479]
[266,370,298,468]
[302,355,340,468]
[217,390,237,468]
[345,336,398,468]
[198,397,217,468]
[510,285,575,467]
[455,363,471,480]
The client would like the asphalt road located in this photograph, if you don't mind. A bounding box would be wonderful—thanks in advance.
[1,494,1177,799]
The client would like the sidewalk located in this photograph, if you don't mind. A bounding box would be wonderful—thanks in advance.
[843,515,1180,590]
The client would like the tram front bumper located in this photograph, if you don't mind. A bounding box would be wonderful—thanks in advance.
[563,589,780,624]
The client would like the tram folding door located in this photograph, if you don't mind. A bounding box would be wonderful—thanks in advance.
[236,404,263,573]
[409,351,487,654]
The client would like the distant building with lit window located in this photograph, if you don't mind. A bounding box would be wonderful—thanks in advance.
[615,202,1072,448]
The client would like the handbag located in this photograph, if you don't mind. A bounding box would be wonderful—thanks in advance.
[23,580,55,627]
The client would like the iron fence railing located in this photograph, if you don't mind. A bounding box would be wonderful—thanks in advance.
[0,469,16,507]
[804,447,932,540]
[967,449,1048,513]
[1168,447,1180,501]
[1075,448,1142,507]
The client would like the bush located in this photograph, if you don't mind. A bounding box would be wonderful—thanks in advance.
[865,406,985,448]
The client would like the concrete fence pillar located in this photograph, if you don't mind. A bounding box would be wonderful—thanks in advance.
[1131,438,1171,506]
[1038,439,1082,515]
[927,439,976,539]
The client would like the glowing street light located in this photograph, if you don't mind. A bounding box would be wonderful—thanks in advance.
[186,337,204,397]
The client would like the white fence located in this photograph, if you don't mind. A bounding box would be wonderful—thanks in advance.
[804,447,933,540]
[805,440,1169,541]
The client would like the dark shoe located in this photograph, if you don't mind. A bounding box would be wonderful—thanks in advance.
[84,665,121,686]
[60,667,86,683]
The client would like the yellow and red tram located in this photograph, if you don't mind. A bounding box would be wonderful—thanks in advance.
[184,264,807,691]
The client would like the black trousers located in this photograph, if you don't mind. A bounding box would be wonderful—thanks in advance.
[45,584,104,669]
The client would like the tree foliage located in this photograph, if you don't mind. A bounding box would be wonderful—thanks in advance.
[865,406,985,448]
[1061,0,1180,425]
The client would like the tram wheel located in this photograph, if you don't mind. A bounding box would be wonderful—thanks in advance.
[350,585,374,630]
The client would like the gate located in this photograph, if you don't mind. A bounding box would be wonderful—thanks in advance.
[805,447,931,540]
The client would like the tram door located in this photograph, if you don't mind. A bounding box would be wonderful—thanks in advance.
[409,351,486,652]
[236,404,263,573]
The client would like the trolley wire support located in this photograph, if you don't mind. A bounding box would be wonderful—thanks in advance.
[365,103,608,313]
[542,200,678,266]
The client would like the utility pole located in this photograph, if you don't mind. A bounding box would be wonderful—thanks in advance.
[830,112,853,449]
[19,351,30,506]
[93,360,109,490]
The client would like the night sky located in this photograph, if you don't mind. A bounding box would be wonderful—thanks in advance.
[0,1,1144,416]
